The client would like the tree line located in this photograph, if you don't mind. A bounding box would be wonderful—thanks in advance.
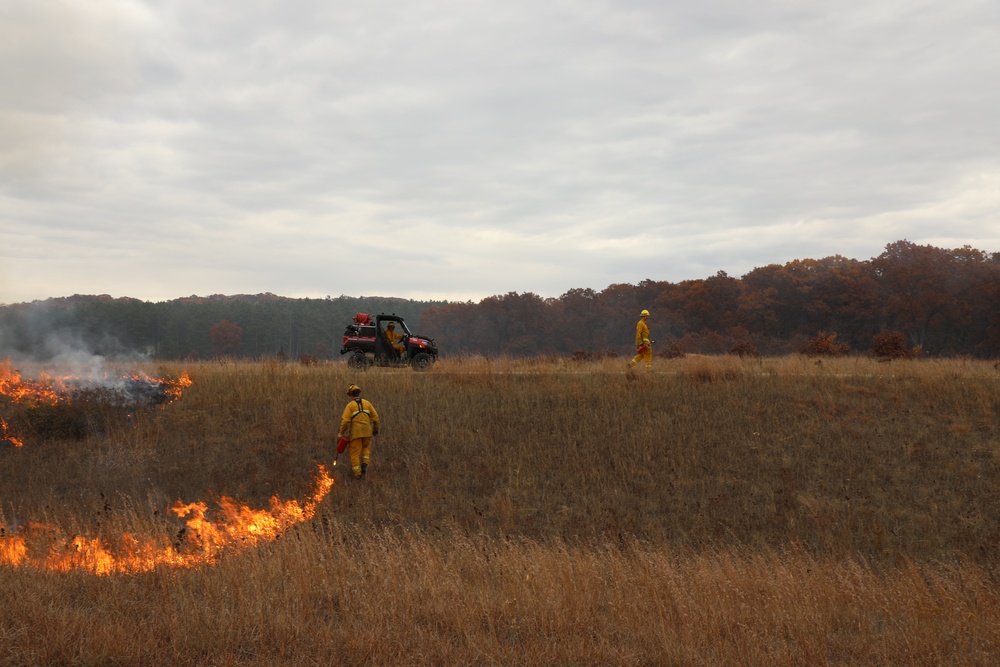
[1,240,997,362]
[0,293,440,362]
[421,240,1000,359]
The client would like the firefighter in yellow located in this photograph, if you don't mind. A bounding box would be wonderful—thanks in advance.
[385,321,406,358]
[629,309,653,369]
[339,384,380,480]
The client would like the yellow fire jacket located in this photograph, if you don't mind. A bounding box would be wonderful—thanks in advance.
[340,398,380,439]
[635,318,650,347]
[386,328,405,350]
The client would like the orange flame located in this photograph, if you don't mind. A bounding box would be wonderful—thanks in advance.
[162,371,192,403]
[0,359,192,448]
[0,358,191,408]
[0,534,27,565]
[1,418,24,447]
[0,359,65,405]
[0,466,335,575]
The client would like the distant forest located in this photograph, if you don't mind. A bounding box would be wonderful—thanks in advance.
[2,240,998,361]
[0,293,439,362]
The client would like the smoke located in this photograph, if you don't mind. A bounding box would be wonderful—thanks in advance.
[0,303,186,439]
[40,331,149,379]
[0,301,150,382]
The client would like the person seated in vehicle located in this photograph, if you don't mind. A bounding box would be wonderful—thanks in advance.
[385,321,406,358]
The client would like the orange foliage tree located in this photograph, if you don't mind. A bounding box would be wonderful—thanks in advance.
[210,320,244,357]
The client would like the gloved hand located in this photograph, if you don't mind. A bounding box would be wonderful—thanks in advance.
[373,428,379,436]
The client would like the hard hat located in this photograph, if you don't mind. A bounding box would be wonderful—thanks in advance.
[386,322,395,328]
[640,309,650,317]
[347,384,361,396]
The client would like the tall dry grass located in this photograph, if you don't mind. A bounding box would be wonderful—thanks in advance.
[4,526,1000,666]
[2,355,1000,665]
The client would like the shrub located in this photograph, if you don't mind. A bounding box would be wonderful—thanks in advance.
[657,342,684,359]
[802,331,851,357]
[871,330,914,359]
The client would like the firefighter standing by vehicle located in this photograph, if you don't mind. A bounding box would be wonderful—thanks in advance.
[629,309,653,369]
[338,384,380,480]
[385,321,406,359]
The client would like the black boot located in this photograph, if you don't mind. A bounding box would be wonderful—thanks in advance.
[360,463,368,478]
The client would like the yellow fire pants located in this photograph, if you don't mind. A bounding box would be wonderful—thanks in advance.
[630,345,652,368]
[349,437,372,477]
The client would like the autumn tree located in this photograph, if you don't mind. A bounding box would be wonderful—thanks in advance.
[657,272,740,335]
[210,319,244,357]
[558,288,621,354]
[873,241,998,354]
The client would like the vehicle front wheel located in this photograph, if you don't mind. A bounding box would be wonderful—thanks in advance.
[411,352,433,371]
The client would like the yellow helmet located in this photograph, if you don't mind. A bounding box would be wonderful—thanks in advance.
[386,322,395,328]
[640,309,649,317]
[347,384,361,396]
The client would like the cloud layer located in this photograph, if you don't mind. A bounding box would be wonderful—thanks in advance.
[2,0,998,303]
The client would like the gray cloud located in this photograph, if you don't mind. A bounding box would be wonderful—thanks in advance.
[2,0,998,304]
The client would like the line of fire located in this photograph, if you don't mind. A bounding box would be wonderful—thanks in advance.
[0,359,335,576]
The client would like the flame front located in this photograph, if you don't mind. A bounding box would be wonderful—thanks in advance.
[0,466,335,575]
[0,358,193,449]
[163,371,192,402]
[0,358,191,409]
[0,362,337,575]
[0,359,65,405]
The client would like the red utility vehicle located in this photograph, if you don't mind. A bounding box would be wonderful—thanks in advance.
[340,313,438,371]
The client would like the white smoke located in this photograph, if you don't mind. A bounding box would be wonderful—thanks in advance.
[1,301,150,383]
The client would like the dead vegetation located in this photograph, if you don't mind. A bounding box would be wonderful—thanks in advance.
[2,355,1000,665]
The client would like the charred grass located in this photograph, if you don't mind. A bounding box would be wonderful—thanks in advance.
[2,355,1000,665]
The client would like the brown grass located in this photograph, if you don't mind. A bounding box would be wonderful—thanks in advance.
[2,355,1000,665]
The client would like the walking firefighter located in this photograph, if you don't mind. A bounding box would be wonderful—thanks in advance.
[337,384,380,480]
[629,309,653,369]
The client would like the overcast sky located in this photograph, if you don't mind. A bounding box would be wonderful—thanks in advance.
[2,0,998,305]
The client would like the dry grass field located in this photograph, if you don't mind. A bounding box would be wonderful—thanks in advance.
[2,355,1000,665]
